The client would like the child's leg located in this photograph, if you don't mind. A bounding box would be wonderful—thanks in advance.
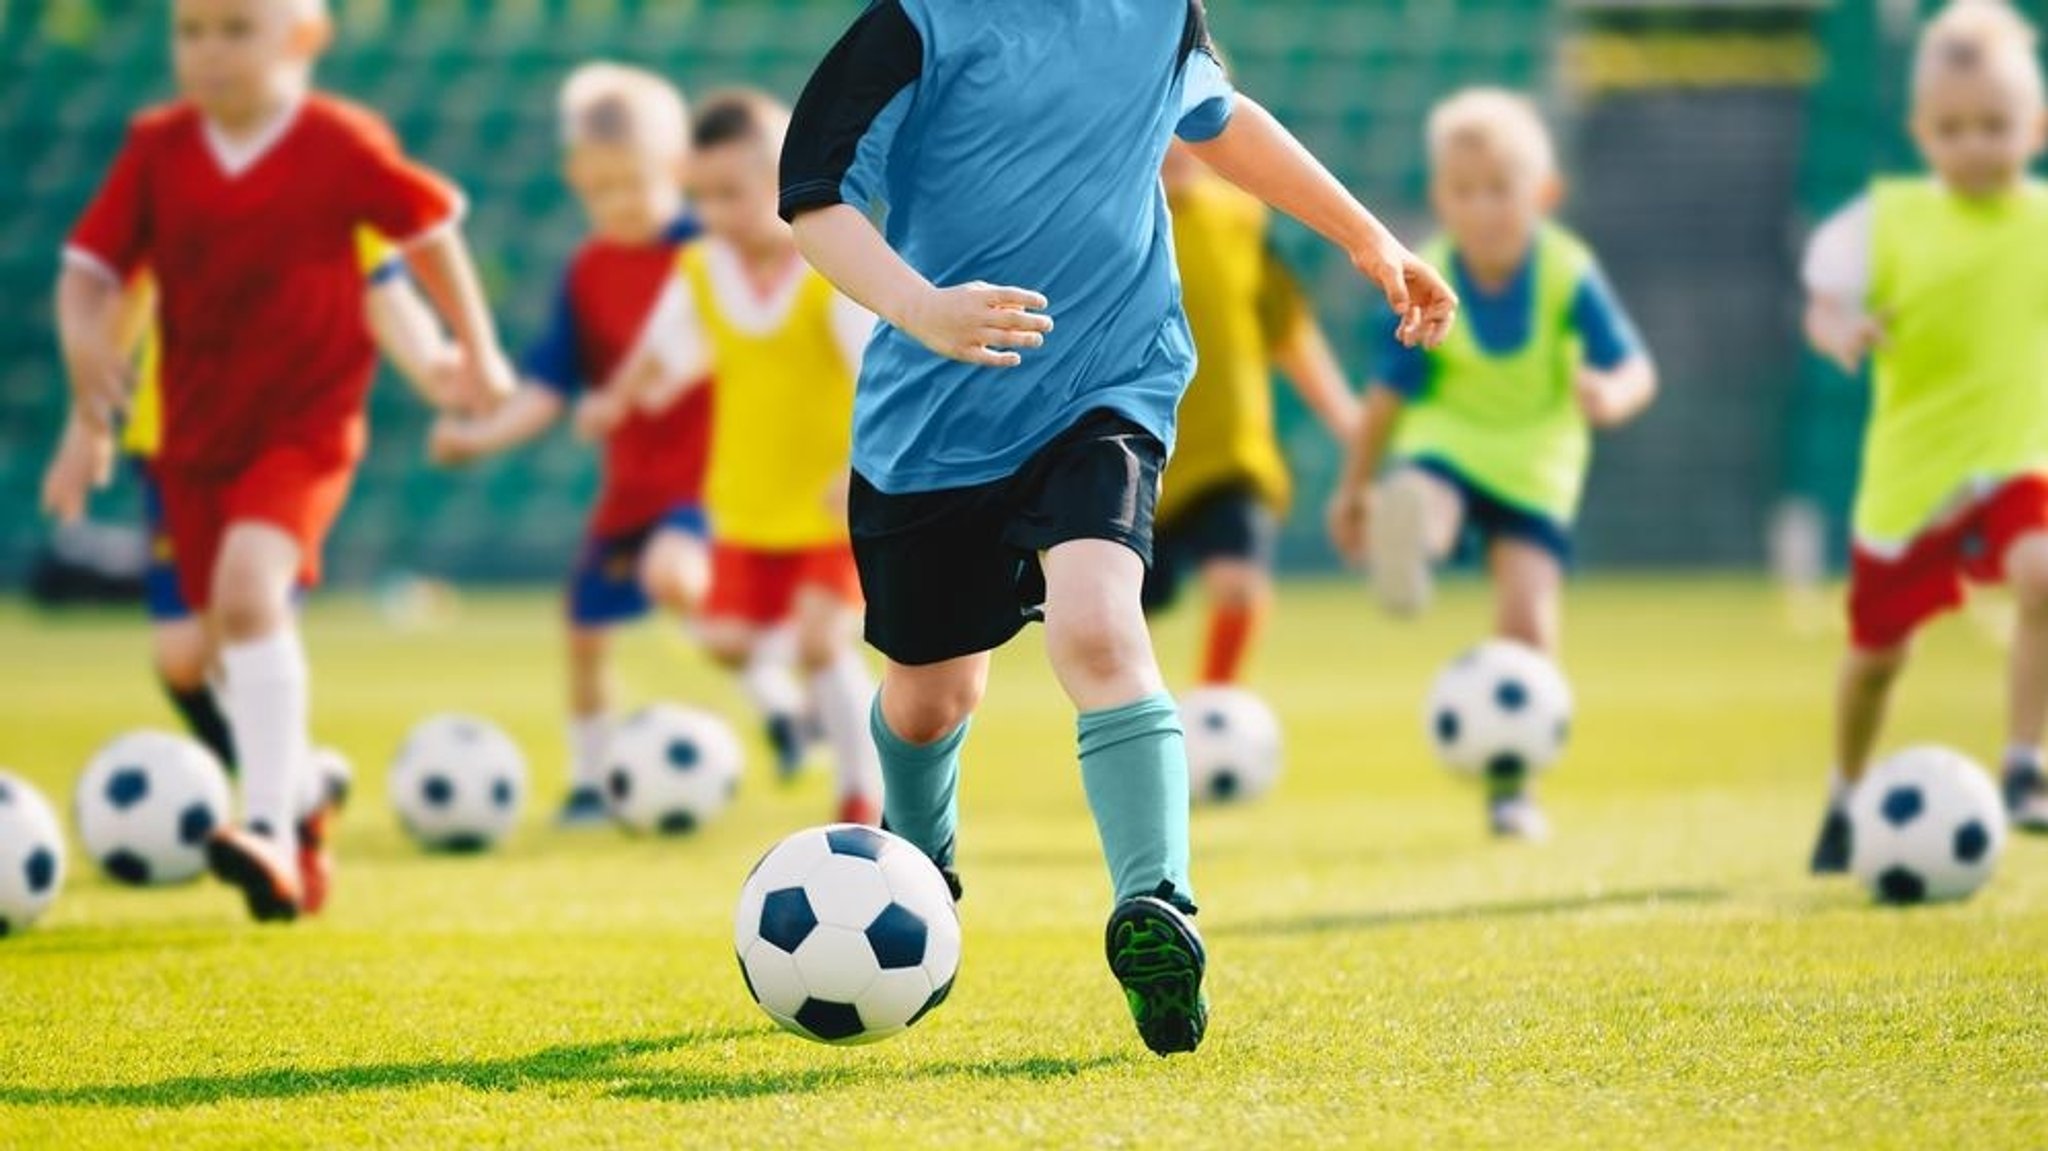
[1489,539,1563,655]
[153,617,235,772]
[1197,557,1270,686]
[704,546,810,774]
[873,653,988,870]
[211,523,310,857]
[566,624,614,799]
[639,527,712,619]
[2002,532,2048,823]
[1041,538,1189,903]
[1371,465,1464,617]
[793,585,882,811]
[1835,643,1910,786]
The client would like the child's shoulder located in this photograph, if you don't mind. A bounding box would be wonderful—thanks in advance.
[299,92,403,152]
[121,100,200,146]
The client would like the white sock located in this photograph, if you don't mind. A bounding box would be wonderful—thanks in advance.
[741,628,806,722]
[812,649,883,801]
[220,629,310,857]
[2006,745,2043,775]
[570,714,613,790]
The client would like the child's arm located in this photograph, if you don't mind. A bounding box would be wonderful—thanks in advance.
[1186,97,1457,349]
[54,265,130,433]
[573,277,712,442]
[427,385,563,467]
[1568,263,1659,429]
[365,272,467,410]
[1801,196,1883,375]
[1576,359,1658,429]
[1270,312,1362,442]
[39,410,114,524]
[792,205,1054,368]
[403,230,517,411]
[1327,386,1405,565]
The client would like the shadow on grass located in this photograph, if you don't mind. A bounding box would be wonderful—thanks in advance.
[0,1029,1126,1110]
[1211,886,1727,939]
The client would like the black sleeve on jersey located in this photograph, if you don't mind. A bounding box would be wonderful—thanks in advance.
[779,0,925,223]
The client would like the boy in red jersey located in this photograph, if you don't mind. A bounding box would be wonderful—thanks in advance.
[58,0,513,922]
[431,65,809,824]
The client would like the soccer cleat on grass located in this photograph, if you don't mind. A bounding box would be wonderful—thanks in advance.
[206,825,302,923]
[1808,804,1853,874]
[554,786,610,828]
[2003,764,2048,833]
[1369,469,1437,618]
[295,806,338,917]
[837,793,882,828]
[1105,883,1208,1057]
[766,714,809,783]
[1488,792,1552,842]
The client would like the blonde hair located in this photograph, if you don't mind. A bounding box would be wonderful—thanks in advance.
[1915,0,2046,106]
[1426,87,1557,180]
[559,62,689,159]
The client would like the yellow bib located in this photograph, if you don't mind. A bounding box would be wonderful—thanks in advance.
[686,247,856,549]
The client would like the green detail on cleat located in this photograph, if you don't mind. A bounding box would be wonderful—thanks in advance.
[1106,895,1208,1056]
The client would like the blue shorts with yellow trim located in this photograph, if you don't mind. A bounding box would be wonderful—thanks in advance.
[567,504,711,627]
[138,465,192,623]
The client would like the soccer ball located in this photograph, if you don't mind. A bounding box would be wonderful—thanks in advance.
[0,772,65,937]
[1179,687,1283,804]
[603,704,742,836]
[1849,746,2006,905]
[74,731,231,886]
[298,745,355,821]
[1426,639,1573,785]
[734,824,961,1045]
[389,716,526,853]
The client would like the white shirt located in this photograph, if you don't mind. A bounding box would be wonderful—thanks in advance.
[1802,195,1873,301]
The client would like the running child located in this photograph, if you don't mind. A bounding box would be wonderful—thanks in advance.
[1145,140,1362,685]
[1802,0,2048,870]
[60,0,513,921]
[780,0,1456,1055]
[1327,88,1656,842]
[608,89,884,826]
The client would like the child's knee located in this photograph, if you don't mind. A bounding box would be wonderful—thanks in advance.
[700,625,754,671]
[883,672,984,745]
[639,540,707,614]
[1848,643,1911,683]
[152,625,212,691]
[1199,560,1266,609]
[2009,535,2048,610]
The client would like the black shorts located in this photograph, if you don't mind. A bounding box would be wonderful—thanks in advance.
[1140,480,1278,613]
[849,409,1166,666]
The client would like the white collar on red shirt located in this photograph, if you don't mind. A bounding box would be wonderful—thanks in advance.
[202,95,305,178]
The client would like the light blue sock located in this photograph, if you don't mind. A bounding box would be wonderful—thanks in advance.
[869,697,966,863]
[1079,692,1193,905]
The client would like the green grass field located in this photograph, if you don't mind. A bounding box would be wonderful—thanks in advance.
[2,580,2045,1149]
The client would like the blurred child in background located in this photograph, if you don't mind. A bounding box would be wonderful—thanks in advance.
[58,0,512,921]
[431,65,812,824]
[1329,88,1656,841]
[609,90,883,826]
[1145,141,1361,686]
[1801,0,2048,871]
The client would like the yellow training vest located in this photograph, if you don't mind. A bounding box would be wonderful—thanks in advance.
[685,247,857,550]
[1861,178,2048,547]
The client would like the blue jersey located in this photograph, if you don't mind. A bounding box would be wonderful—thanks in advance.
[781,0,1236,494]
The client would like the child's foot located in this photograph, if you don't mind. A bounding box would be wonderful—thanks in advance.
[1488,792,1552,842]
[555,786,610,828]
[1369,469,1436,618]
[766,714,808,782]
[836,793,882,828]
[886,821,964,902]
[206,825,301,923]
[1105,883,1208,1057]
[2003,763,2048,833]
[295,806,338,917]
[1808,803,1853,873]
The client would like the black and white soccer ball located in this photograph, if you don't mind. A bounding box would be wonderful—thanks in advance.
[603,704,742,836]
[1426,639,1573,785]
[389,715,526,853]
[74,730,231,886]
[734,824,961,1045]
[1849,746,2006,905]
[0,772,65,937]
[297,745,355,821]
[1179,687,1283,804]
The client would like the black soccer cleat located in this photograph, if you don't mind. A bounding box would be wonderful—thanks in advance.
[1809,804,1853,874]
[2004,764,2048,833]
[1106,883,1208,1057]
[554,786,610,829]
[206,826,301,923]
[766,714,808,783]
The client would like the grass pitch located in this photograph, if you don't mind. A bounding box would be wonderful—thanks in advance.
[2,580,2045,1149]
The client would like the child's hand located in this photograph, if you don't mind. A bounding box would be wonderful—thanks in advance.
[823,472,852,524]
[40,419,113,524]
[426,417,483,467]
[1805,298,1886,375]
[1326,483,1373,568]
[467,348,519,413]
[901,283,1054,368]
[61,340,129,434]
[1575,369,1630,428]
[573,392,627,442]
[1354,239,1458,350]
[419,345,472,412]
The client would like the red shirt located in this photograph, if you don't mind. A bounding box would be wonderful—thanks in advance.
[69,94,460,476]
[524,218,712,538]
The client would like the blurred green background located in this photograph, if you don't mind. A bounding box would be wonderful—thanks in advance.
[0,0,2026,587]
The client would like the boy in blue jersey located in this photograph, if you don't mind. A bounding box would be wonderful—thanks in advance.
[780,0,1457,1056]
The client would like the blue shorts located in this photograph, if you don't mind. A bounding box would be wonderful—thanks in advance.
[567,504,711,628]
[1409,456,1573,566]
[138,466,192,623]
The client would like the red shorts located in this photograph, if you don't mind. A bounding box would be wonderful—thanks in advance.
[153,448,357,611]
[705,542,863,627]
[1849,474,2048,651]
